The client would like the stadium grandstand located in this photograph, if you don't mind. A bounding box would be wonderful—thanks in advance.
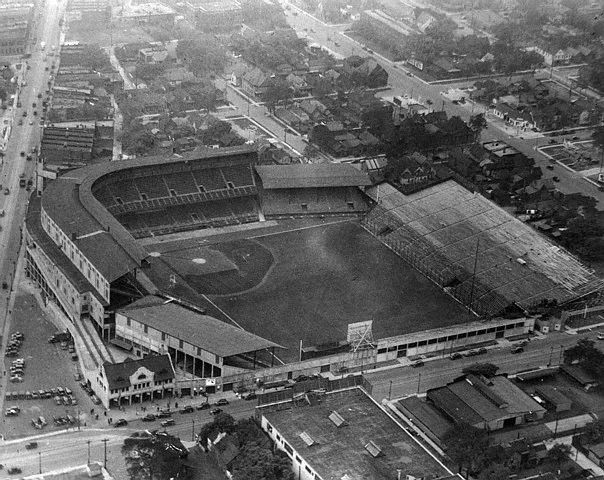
[24,146,260,344]
[362,180,604,316]
[255,164,372,216]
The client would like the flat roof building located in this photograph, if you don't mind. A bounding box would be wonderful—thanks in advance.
[258,386,455,480]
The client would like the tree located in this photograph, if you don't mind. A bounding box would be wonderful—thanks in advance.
[563,339,604,381]
[197,412,236,446]
[231,443,294,480]
[122,433,186,480]
[442,423,489,475]
[592,125,604,151]
[462,363,499,378]
[477,463,511,480]
[135,63,166,83]
[546,443,571,466]
[264,79,293,111]
[469,113,488,140]
[584,419,604,443]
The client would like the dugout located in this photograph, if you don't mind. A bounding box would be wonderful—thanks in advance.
[255,164,372,216]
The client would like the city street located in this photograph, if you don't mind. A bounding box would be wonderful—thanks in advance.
[0,398,256,477]
[0,0,65,440]
[366,329,603,402]
[281,1,604,209]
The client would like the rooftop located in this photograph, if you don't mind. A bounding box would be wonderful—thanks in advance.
[23,462,114,480]
[119,296,282,357]
[103,354,174,390]
[255,164,371,189]
[261,387,452,480]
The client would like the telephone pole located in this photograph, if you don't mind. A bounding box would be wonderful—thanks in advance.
[102,439,108,469]
[87,440,91,464]
[38,452,42,474]
[191,419,195,441]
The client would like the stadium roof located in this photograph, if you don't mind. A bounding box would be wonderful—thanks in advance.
[255,164,372,189]
[39,145,257,283]
[119,296,283,357]
[364,181,604,315]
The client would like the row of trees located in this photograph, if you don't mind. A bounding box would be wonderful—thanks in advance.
[122,414,293,480]
[564,339,604,383]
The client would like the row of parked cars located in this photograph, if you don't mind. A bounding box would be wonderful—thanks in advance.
[9,357,25,383]
[5,332,25,358]
[79,380,101,404]
[5,386,74,402]
[140,399,232,424]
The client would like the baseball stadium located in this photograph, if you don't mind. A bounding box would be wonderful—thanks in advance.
[24,145,604,388]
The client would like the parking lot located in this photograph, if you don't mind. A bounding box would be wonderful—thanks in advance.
[539,141,600,172]
[2,291,102,439]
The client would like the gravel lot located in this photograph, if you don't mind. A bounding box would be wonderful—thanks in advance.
[2,292,103,439]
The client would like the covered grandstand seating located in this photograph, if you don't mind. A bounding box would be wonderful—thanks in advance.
[116,197,259,238]
[256,164,372,217]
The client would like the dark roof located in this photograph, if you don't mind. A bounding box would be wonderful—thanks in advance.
[25,194,107,304]
[534,386,571,407]
[40,145,257,283]
[119,296,283,357]
[103,354,174,390]
[428,385,484,425]
[560,365,599,385]
[255,164,371,189]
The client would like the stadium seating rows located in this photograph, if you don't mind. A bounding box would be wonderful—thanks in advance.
[116,197,259,237]
[93,165,255,207]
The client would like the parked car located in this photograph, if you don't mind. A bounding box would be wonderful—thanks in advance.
[546,165,554,170]
[511,346,524,354]
[180,406,194,414]
[114,419,128,427]
[477,347,488,355]
[243,392,257,401]
[210,408,223,415]
[25,442,38,450]
[91,395,101,405]
[142,414,156,422]
[8,467,22,475]
[161,419,175,427]
[410,360,424,368]
[215,398,229,406]
[196,403,210,410]
[449,352,462,360]
[157,410,172,418]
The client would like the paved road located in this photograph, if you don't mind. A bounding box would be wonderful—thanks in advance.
[0,398,255,476]
[281,1,604,209]
[0,0,64,434]
[366,329,602,401]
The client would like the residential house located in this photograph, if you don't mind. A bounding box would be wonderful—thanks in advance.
[161,67,195,87]
[492,103,534,130]
[286,73,311,96]
[390,155,436,186]
[139,45,169,64]
[342,56,388,88]
[298,98,330,123]
[229,63,248,87]
[432,58,461,75]
[241,68,274,99]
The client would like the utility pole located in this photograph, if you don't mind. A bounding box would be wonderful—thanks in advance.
[87,440,91,464]
[191,419,195,442]
[417,373,421,394]
[102,439,108,469]
[388,380,392,400]
[38,452,42,474]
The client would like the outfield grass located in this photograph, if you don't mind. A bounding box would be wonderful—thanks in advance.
[204,221,469,362]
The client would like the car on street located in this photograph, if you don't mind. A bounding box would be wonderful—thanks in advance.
[215,399,229,406]
[5,408,19,416]
[196,402,210,410]
[161,419,175,427]
[546,165,554,170]
[449,352,463,360]
[180,406,194,414]
[142,414,156,422]
[410,360,424,368]
[25,442,38,450]
[114,419,128,427]
[210,408,223,415]
[478,347,488,355]
[243,392,257,401]
[511,346,524,354]
[157,410,172,418]
[8,467,22,475]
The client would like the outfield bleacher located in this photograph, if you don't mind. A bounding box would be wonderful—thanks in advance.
[362,181,604,316]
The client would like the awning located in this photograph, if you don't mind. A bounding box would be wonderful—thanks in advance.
[110,338,133,351]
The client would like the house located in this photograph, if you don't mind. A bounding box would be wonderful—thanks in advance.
[560,365,600,391]
[229,63,248,87]
[390,155,436,186]
[480,52,494,63]
[492,103,534,130]
[94,354,176,409]
[298,98,330,122]
[432,57,461,75]
[587,443,604,468]
[139,46,168,64]
[286,73,311,96]
[208,432,240,472]
[427,374,546,431]
[161,67,195,87]
[241,68,273,98]
[342,56,388,88]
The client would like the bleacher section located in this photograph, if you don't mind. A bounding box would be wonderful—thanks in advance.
[116,197,259,238]
[362,181,604,316]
